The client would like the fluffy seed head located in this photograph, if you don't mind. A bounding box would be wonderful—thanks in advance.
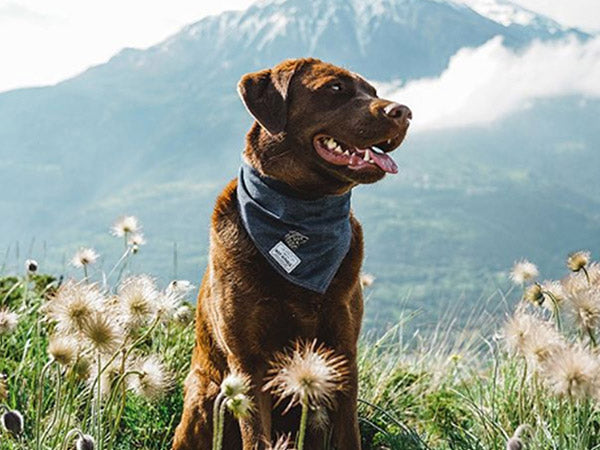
[567,251,591,272]
[173,305,194,326]
[127,232,146,246]
[111,215,140,237]
[542,344,598,399]
[540,280,566,311]
[309,406,330,431]
[566,286,600,332]
[76,434,95,450]
[1,409,23,436]
[221,372,251,398]
[25,259,38,274]
[155,291,182,322]
[71,248,99,268]
[510,260,539,285]
[118,275,159,329]
[81,311,121,353]
[130,355,171,400]
[73,357,92,381]
[48,335,78,367]
[226,393,253,419]
[263,340,348,412]
[167,280,195,296]
[46,281,103,334]
[503,309,564,366]
[506,438,523,450]
[523,283,544,305]
[360,273,375,288]
[0,308,18,335]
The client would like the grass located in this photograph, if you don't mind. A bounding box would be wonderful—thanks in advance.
[1,237,600,449]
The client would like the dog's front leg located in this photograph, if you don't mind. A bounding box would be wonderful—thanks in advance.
[228,358,272,449]
[330,357,361,450]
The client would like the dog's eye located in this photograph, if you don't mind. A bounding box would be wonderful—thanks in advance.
[330,82,343,92]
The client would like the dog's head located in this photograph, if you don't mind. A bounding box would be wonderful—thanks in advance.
[238,58,411,196]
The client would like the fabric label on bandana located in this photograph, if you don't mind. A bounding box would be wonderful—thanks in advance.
[269,241,301,273]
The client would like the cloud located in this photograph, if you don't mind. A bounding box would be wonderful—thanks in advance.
[380,36,600,132]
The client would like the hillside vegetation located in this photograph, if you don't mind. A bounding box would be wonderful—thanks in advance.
[2,219,600,449]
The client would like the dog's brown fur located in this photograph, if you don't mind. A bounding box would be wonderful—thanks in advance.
[173,58,410,450]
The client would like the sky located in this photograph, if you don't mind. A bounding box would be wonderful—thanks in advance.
[0,0,599,94]
[382,35,600,131]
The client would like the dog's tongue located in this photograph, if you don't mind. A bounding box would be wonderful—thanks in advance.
[369,150,398,174]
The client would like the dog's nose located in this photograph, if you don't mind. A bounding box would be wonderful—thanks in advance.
[383,103,412,121]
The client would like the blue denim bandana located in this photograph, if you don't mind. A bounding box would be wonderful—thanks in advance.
[236,163,352,294]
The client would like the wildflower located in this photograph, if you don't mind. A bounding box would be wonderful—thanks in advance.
[1,408,23,436]
[0,308,18,335]
[25,259,38,274]
[540,280,566,311]
[48,335,78,367]
[542,344,598,399]
[174,305,194,325]
[46,281,103,334]
[567,251,591,272]
[523,283,543,305]
[73,357,92,381]
[263,340,348,412]
[506,438,522,450]
[155,291,182,322]
[167,280,195,296]
[503,309,564,367]
[566,286,600,332]
[510,260,539,285]
[506,424,530,450]
[71,248,99,268]
[118,275,159,328]
[221,373,251,398]
[226,393,253,419]
[76,434,95,450]
[503,310,540,356]
[360,273,375,288]
[81,311,121,353]
[586,262,600,284]
[111,215,140,237]
[127,232,146,247]
[309,406,329,430]
[130,355,171,400]
[91,360,122,398]
[521,323,565,368]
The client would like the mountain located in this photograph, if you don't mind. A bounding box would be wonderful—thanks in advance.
[1,0,597,330]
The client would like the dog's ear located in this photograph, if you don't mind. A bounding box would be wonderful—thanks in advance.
[237,68,295,136]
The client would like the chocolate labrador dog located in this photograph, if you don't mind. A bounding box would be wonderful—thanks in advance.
[173,58,410,450]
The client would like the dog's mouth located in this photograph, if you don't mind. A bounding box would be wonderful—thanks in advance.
[313,135,399,174]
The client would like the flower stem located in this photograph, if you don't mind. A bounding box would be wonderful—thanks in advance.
[216,397,227,450]
[40,365,63,445]
[297,401,309,450]
[212,392,224,450]
[35,360,54,450]
[96,351,103,450]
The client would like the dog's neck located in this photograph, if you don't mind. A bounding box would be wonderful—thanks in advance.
[243,123,356,200]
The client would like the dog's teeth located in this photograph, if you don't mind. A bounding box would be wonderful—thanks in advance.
[387,139,392,145]
[343,150,350,156]
[334,147,343,153]
[326,138,338,150]
[363,150,370,162]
